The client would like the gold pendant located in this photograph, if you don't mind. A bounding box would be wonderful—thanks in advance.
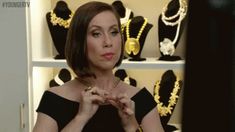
[125,38,140,55]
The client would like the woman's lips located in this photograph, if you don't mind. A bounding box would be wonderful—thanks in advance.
[102,53,114,60]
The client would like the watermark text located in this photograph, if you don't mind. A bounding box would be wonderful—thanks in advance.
[2,1,30,8]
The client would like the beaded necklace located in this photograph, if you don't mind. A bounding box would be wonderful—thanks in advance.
[120,8,131,25]
[161,0,187,26]
[120,8,131,33]
[50,10,74,28]
[159,0,187,56]
[125,18,148,55]
[153,78,181,117]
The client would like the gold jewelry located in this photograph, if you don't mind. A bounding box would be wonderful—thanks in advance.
[50,10,74,28]
[161,0,187,26]
[136,125,143,132]
[84,86,93,92]
[77,77,120,92]
[125,18,148,55]
[121,24,125,33]
[153,78,181,116]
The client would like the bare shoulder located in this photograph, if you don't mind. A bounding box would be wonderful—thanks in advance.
[47,79,83,102]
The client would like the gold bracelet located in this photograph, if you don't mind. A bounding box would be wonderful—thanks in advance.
[136,126,143,132]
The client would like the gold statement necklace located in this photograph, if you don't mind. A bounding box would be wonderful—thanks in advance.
[154,78,181,117]
[50,10,74,28]
[125,18,148,55]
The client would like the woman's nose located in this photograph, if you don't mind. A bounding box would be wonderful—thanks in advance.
[103,34,112,48]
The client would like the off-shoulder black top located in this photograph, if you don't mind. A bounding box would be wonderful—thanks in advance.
[36,87,157,131]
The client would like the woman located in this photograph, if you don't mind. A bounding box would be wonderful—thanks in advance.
[33,1,164,132]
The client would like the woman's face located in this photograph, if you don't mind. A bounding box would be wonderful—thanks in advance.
[86,11,122,71]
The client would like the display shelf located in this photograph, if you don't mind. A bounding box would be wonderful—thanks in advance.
[32,57,185,69]
[121,58,185,69]
[33,58,67,68]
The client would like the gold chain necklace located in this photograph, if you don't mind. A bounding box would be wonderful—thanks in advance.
[153,78,181,116]
[76,77,121,92]
[50,10,74,28]
[161,0,187,26]
[125,18,148,55]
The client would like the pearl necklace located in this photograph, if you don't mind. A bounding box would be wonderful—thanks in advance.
[120,8,131,25]
[161,0,187,26]
[159,21,181,56]
[50,10,74,28]
[159,0,187,56]
[121,8,132,33]
[125,18,148,55]
[153,78,181,117]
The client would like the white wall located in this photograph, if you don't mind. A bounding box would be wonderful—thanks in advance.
[0,2,29,132]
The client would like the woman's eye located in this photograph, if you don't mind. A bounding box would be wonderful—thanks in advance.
[92,32,101,38]
[111,30,119,36]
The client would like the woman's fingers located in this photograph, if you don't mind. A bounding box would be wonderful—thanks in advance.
[107,93,135,115]
[90,94,106,104]
[90,87,109,97]
[82,86,110,104]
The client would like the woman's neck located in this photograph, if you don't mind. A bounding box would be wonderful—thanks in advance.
[80,71,118,91]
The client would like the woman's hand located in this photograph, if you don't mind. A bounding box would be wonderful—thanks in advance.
[61,87,109,132]
[107,94,139,132]
[76,87,108,124]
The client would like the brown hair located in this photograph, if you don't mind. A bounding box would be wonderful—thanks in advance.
[65,1,124,78]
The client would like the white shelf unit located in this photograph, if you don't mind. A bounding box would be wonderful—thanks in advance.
[33,58,185,69]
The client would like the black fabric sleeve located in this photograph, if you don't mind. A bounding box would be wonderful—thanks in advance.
[36,91,61,121]
[131,87,157,124]
[36,91,79,131]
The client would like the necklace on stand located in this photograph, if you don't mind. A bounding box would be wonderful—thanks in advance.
[159,0,187,56]
[125,18,148,55]
[120,8,131,33]
[50,10,74,28]
[161,0,187,26]
[153,78,181,117]
[54,72,75,85]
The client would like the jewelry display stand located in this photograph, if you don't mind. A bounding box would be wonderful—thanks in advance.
[46,1,73,59]
[158,0,187,61]
[153,70,183,132]
[112,1,134,59]
[112,0,134,27]
[49,68,74,87]
[123,16,153,61]
[114,69,137,87]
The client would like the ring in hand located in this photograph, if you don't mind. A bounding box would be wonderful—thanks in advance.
[84,86,93,92]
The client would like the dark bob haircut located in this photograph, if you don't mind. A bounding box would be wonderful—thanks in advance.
[65,1,124,78]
